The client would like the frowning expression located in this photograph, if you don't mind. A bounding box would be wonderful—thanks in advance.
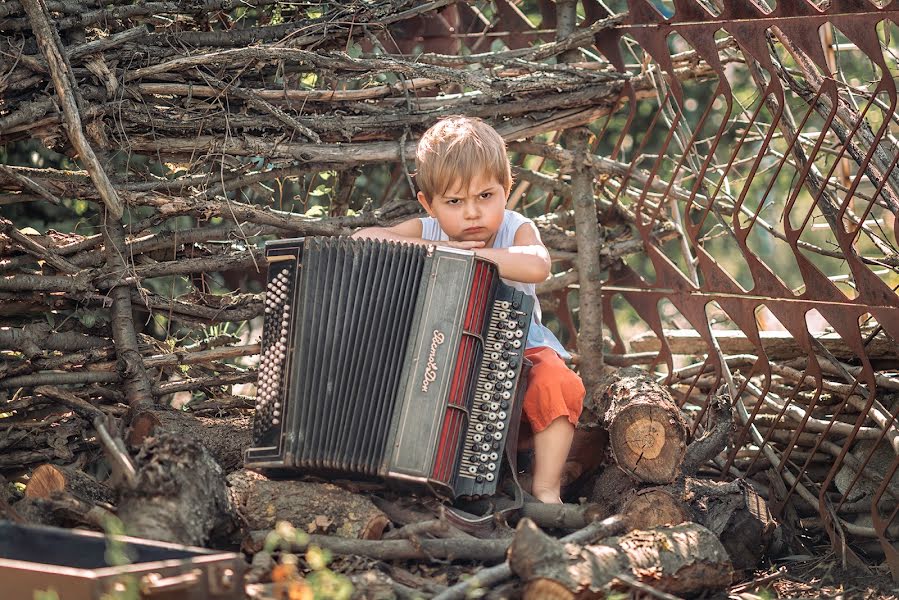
[418,172,508,247]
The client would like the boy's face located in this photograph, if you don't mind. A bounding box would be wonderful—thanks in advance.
[418,171,508,246]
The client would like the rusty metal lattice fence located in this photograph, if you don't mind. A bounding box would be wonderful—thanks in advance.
[580,0,899,571]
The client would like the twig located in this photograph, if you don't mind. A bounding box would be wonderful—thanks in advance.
[198,71,321,143]
[383,519,473,540]
[0,165,63,206]
[33,385,105,419]
[247,531,509,562]
[92,415,137,489]
[152,371,256,395]
[432,515,627,600]
[20,0,124,219]
[729,567,787,594]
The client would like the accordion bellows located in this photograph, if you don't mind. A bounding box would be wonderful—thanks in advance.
[246,237,533,499]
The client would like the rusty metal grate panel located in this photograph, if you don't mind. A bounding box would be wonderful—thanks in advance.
[585,0,899,569]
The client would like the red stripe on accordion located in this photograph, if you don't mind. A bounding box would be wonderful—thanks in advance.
[432,261,495,484]
[464,262,493,332]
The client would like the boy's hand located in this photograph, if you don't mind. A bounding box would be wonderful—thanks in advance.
[439,240,485,250]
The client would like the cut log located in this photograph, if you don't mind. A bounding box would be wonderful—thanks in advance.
[629,328,899,361]
[117,432,233,546]
[508,519,732,599]
[227,469,388,541]
[588,466,640,521]
[620,488,690,531]
[589,367,688,484]
[590,467,685,529]
[685,479,776,571]
[25,464,114,505]
[592,475,775,571]
[127,408,251,473]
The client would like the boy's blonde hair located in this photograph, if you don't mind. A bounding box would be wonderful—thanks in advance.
[415,116,512,202]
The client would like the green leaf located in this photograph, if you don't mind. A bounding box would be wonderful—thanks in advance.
[78,311,97,329]
[308,184,330,198]
[347,42,363,59]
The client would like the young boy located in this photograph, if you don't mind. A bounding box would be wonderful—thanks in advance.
[352,116,585,504]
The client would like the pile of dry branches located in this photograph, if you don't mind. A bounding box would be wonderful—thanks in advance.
[0,0,694,465]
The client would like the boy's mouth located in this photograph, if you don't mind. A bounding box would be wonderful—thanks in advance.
[463,226,484,233]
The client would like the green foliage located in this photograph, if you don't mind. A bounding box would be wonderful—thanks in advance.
[99,515,140,600]
[262,521,353,600]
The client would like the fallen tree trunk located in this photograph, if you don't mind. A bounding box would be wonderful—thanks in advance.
[127,408,251,473]
[228,469,389,541]
[508,519,733,599]
[117,433,233,546]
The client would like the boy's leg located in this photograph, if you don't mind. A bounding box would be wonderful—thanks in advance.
[521,347,586,504]
[531,416,575,504]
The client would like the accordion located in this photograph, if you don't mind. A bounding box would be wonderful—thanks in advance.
[246,237,533,499]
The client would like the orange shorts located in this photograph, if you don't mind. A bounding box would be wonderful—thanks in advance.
[521,346,585,433]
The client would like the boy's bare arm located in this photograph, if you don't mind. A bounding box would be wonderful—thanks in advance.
[474,222,552,284]
[350,218,423,242]
[351,220,485,250]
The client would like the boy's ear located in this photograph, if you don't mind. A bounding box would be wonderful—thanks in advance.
[417,191,435,216]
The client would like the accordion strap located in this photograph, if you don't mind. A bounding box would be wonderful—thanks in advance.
[445,359,532,535]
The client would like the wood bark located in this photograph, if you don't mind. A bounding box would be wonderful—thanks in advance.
[101,218,154,410]
[630,329,899,362]
[590,367,689,484]
[433,515,629,600]
[116,432,233,546]
[518,502,606,531]
[685,479,776,572]
[227,469,389,541]
[19,0,124,219]
[243,530,510,562]
[127,408,251,473]
[591,474,775,572]
[508,519,733,599]
[557,0,605,391]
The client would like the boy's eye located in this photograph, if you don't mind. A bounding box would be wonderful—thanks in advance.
[480,192,492,199]
[446,198,460,204]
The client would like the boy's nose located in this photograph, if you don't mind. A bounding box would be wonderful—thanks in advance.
[463,201,479,219]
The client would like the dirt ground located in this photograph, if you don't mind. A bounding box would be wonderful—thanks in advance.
[735,559,899,600]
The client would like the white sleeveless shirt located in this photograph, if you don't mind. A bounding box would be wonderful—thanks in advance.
[419,210,570,359]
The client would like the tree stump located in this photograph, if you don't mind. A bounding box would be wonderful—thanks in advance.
[127,408,251,473]
[589,368,688,484]
[25,464,114,505]
[228,469,388,548]
[508,519,732,599]
[117,433,233,546]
